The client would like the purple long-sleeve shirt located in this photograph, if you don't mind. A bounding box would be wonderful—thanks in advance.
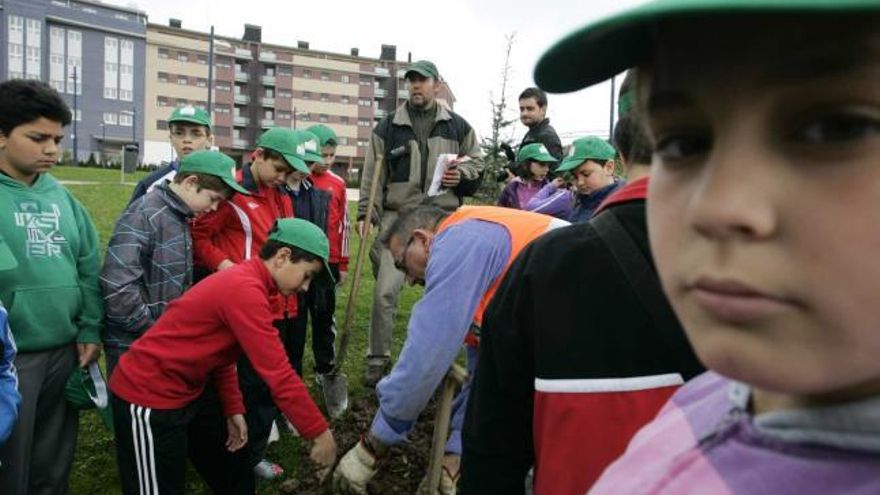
[370,220,511,446]
[525,182,573,219]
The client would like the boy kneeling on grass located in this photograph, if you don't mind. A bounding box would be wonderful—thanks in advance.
[109,218,337,495]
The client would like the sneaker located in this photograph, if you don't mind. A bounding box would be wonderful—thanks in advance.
[362,361,389,388]
[253,459,284,480]
[317,372,349,419]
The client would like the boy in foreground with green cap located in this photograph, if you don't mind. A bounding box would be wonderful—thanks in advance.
[130,105,214,204]
[524,136,621,222]
[530,1,880,493]
[101,150,248,376]
[497,143,557,210]
[110,218,337,495]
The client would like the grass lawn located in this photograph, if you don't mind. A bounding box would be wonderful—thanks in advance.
[56,165,425,494]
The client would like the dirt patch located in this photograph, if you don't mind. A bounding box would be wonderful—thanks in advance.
[279,393,439,494]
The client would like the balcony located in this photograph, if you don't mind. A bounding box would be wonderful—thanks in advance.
[232,138,249,149]
[233,116,250,126]
[261,75,276,86]
[234,94,250,104]
[374,67,390,77]
[262,97,275,107]
[374,88,387,98]
[234,48,252,59]
[234,71,249,82]
[261,119,275,128]
[398,89,409,99]
[374,109,387,119]
[259,51,276,62]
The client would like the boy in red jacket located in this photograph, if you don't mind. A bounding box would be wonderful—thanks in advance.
[110,218,338,495]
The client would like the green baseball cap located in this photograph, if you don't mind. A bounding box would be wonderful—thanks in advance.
[305,124,338,147]
[169,105,211,128]
[256,127,310,174]
[297,130,324,164]
[267,218,335,286]
[405,60,440,80]
[556,136,616,173]
[178,150,250,195]
[0,235,18,271]
[517,143,557,165]
[535,0,880,93]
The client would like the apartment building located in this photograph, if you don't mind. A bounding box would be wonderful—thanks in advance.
[145,21,456,178]
[0,0,147,164]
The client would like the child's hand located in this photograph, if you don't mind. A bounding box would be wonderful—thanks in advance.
[551,177,566,188]
[217,259,235,271]
[336,271,348,287]
[310,429,337,482]
[225,414,248,452]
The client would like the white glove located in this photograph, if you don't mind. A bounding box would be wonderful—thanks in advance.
[332,440,379,494]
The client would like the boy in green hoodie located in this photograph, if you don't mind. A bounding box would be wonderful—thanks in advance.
[0,79,104,495]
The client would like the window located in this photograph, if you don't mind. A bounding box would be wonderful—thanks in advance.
[341,74,350,83]
[278,89,292,98]
[7,16,24,80]
[115,13,129,21]
[177,76,188,85]
[216,83,231,92]
[216,57,232,68]
[357,140,369,147]
[156,119,168,130]
[25,19,41,80]
[278,65,291,76]
[104,37,119,99]
[320,93,329,102]
[337,136,348,145]
[83,7,97,14]
[265,66,275,76]
[119,40,134,101]
[302,91,311,100]
[49,27,65,92]
[177,52,188,62]
[340,116,350,124]
[358,99,371,107]
[196,78,208,88]
[278,111,291,120]
[300,113,311,122]
[359,79,372,86]
[158,47,170,59]
[302,69,312,79]
[66,30,82,94]
[319,114,329,123]
[120,113,133,127]
[158,72,169,83]
[157,96,169,107]
[196,54,208,65]
[265,87,274,98]
[264,109,274,120]
[72,109,82,122]
[358,119,370,127]
[215,104,231,114]
[213,127,230,137]
[341,95,351,104]
[320,71,330,81]
[103,112,118,125]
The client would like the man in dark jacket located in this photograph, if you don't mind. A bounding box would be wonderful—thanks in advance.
[460,72,705,495]
[517,87,563,162]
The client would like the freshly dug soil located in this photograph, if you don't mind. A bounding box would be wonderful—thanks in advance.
[279,393,439,495]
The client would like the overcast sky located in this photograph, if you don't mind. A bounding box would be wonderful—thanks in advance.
[108,0,647,145]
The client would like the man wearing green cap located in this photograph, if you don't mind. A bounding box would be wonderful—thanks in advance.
[130,105,213,204]
[524,136,622,223]
[358,59,484,386]
[498,143,557,210]
[0,235,21,452]
[109,218,337,495]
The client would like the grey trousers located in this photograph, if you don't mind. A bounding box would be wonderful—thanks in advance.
[367,211,406,364]
[0,345,78,495]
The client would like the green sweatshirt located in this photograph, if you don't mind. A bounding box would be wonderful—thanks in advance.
[0,172,103,351]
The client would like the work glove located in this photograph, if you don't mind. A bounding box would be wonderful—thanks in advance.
[416,466,458,495]
[332,438,380,494]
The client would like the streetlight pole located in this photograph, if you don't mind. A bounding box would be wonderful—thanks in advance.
[72,66,78,163]
[100,122,106,165]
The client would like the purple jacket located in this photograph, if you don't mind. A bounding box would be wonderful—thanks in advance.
[498,178,547,210]
[591,372,880,495]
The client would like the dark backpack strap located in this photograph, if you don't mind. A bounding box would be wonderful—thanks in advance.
[591,209,695,370]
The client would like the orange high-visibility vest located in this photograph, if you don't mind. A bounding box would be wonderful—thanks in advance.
[436,206,565,346]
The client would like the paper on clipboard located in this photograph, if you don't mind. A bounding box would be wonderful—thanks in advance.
[428,154,470,197]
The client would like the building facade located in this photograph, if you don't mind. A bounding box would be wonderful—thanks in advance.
[0,0,147,164]
[145,21,455,178]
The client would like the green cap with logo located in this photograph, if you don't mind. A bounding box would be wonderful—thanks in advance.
[556,136,616,173]
[305,124,338,147]
[178,150,250,195]
[517,143,557,165]
[268,218,335,286]
[169,105,211,128]
[0,234,18,271]
[404,60,440,80]
[296,130,324,164]
[534,0,880,93]
[256,127,310,174]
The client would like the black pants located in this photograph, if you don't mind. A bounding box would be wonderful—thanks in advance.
[284,264,339,376]
[237,350,281,468]
[112,393,253,495]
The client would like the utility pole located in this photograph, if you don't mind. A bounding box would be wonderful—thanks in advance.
[207,25,215,113]
[608,75,616,143]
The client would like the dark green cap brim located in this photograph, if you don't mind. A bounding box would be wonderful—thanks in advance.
[221,177,250,195]
[556,157,587,173]
[277,151,311,174]
[168,116,211,128]
[535,0,880,93]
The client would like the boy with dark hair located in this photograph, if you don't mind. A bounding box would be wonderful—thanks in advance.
[302,125,350,417]
[0,79,104,495]
[101,150,248,375]
[110,218,338,495]
[130,106,213,204]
